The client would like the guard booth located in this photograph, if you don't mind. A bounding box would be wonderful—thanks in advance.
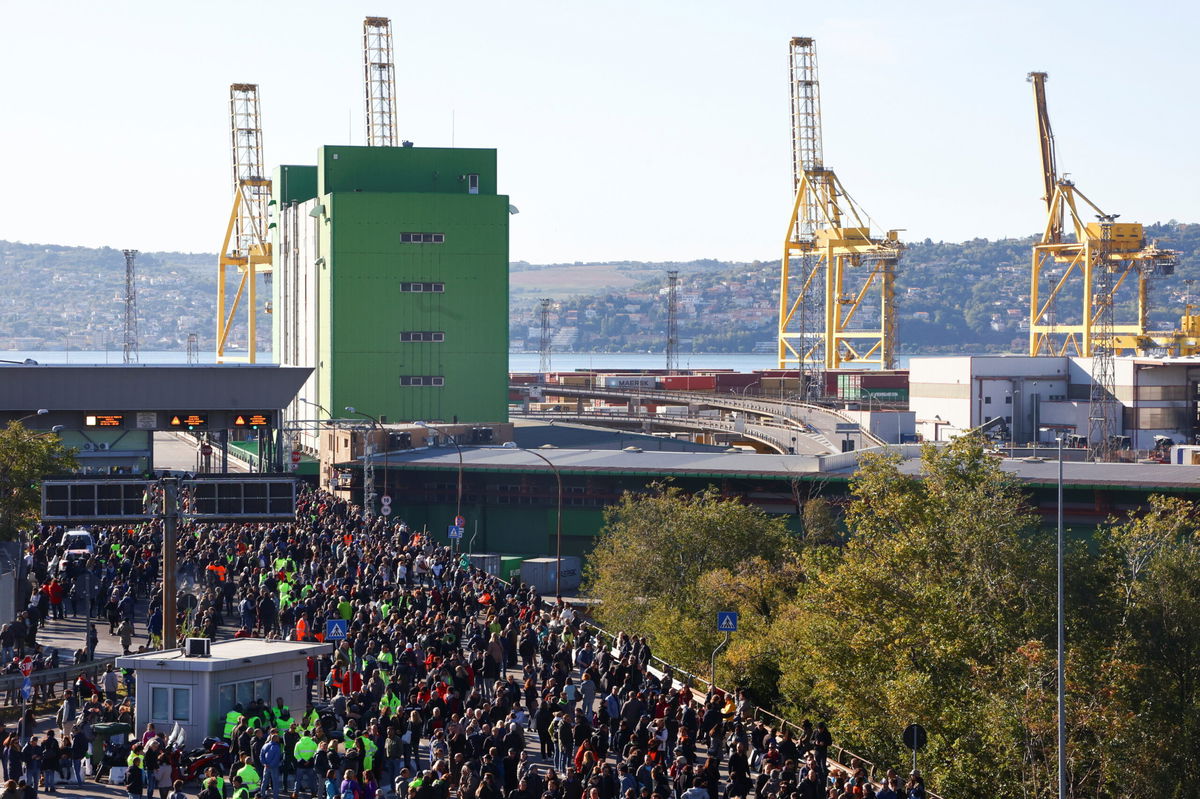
[116,639,330,746]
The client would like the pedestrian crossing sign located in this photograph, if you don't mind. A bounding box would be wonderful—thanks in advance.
[326,619,349,641]
[717,611,739,632]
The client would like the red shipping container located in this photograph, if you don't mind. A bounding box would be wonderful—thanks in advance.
[860,374,909,389]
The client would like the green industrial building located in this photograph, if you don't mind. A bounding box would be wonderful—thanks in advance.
[272,145,510,435]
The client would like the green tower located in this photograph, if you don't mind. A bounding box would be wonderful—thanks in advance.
[272,145,510,429]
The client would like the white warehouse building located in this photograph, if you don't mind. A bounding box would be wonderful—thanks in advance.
[909,355,1200,449]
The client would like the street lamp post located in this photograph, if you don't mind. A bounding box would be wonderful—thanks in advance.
[414,422,465,547]
[521,446,563,600]
[1056,435,1066,799]
[345,407,381,521]
[13,409,48,425]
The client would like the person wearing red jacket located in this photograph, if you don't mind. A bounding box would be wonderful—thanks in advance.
[45,579,65,620]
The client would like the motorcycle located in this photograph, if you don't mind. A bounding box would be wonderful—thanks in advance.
[165,723,231,784]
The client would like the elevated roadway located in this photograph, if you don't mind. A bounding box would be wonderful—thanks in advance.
[511,407,833,455]
[511,383,886,452]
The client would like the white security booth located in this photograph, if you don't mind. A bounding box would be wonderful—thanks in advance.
[116,639,330,746]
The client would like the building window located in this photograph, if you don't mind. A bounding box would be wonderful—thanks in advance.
[1005,396,1013,404]
[150,686,191,723]
[401,282,445,293]
[400,233,445,244]
[467,174,479,195]
[984,397,992,404]
[1049,394,1065,401]
[217,678,272,718]
[400,331,445,343]
[400,376,445,387]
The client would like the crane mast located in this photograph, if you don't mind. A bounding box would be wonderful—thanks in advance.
[363,17,398,147]
[216,83,273,363]
[777,36,902,378]
[1026,72,1175,361]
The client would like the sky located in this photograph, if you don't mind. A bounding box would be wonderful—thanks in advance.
[0,0,1196,264]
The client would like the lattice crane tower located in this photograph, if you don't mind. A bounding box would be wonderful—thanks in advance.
[122,249,139,364]
[216,83,273,363]
[539,299,554,375]
[364,17,398,147]
[666,271,680,373]
[777,37,903,377]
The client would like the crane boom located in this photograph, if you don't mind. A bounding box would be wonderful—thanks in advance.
[1028,72,1059,241]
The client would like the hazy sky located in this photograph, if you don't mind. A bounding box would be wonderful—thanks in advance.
[1,0,1195,264]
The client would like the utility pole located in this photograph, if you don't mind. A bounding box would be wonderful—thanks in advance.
[666,271,680,373]
[161,478,178,649]
[122,249,139,364]
[539,299,553,375]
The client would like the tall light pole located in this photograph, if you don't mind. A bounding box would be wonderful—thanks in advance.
[345,407,381,521]
[1057,435,1066,799]
[520,446,563,600]
[414,422,465,545]
[13,409,48,425]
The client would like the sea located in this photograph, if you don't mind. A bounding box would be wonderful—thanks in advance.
[1,350,916,371]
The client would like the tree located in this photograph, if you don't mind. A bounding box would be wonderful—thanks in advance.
[583,484,795,671]
[0,421,76,541]
[770,436,1057,798]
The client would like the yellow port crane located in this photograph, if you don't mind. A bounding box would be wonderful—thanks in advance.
[777,37,903,375]
[1027,71,1176,357]
[216,83,272,363]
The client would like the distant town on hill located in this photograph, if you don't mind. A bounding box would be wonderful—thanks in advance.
[3,221,1199,354]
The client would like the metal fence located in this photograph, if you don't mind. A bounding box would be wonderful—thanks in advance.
[0,656,119,712]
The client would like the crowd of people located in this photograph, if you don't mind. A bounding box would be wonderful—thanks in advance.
[0,487,927,799]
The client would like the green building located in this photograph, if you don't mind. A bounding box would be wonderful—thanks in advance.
[272,145,510,436]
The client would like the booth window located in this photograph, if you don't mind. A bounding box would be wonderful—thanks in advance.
[150,686,191,722]
[218,678,273,717]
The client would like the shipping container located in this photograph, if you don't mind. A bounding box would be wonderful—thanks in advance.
[859,387,909,402]
[860,373,908,389]
[661,375,717,391]
[519,556,583,595]
[499,556,524,582]
[714,373,761,390]
[467,553,501,577]
[599,375,659,389]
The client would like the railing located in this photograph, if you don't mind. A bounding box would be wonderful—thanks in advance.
[0,656,119,712]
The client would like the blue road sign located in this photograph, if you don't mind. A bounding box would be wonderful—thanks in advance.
[717,611,739,632]
[448,525,464,539]
[325,619,348,641]
[20,677,32,701]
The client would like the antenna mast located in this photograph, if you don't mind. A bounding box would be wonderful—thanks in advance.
[363,17,398,147]
[122,249,139,364]
[666,271,680,373]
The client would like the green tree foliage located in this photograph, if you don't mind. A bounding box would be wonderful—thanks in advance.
[771,438,1054,797]
[0,421,76,541]
[582,443,1200,798]
[583,484,795,670]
